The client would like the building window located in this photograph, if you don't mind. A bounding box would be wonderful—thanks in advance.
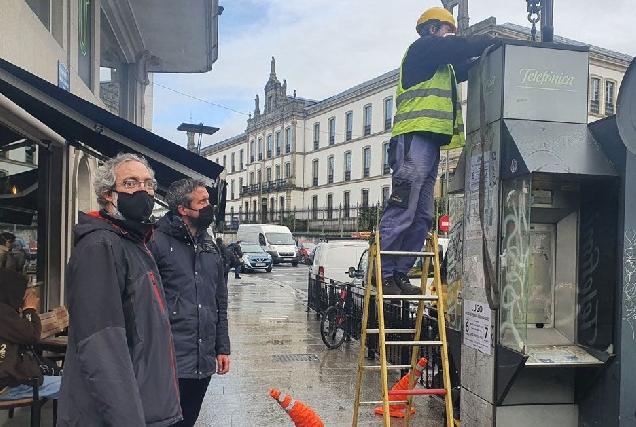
[327,194,333,219]
[258,137,263,160]
[275,164,281,180]
[257,169,262,184]
[384,97,393,130]
[382,186,390,206]
[223,155,227,168]
[345,111,353,141]
[249,171,254,185]
[267,134,273,158]
[279,196,285,213]
[216,158,219,164]
[590,77,600,114]
[327,155,334,184]
[239,149,244,169]
[344,151,351,181]
[231,152,236,172]
[312,159,319,187]
[266,167,272,183]
[239,177,244,196]
[343,191,350,218]
[363,147,371,178]
[605,80,616,115]
[285,162,291,178]
[361,189,369,208]
[252,200,257,221]
[328,117,335,145]
[313,122,320,150]
[312,195,319,220]
[250,140,255,162]
[285,127,292,153]
[363,104,372,136]
[382,141,391,174]
[276,131,282,156]
[270,197,276,221]
[77,0,93,88]
[230,180,235,199]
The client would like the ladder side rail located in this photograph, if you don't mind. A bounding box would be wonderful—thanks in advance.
[373,233,392,426]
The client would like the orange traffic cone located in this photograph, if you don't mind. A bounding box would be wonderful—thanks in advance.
[270,388,324,427]
[374,357,428,418]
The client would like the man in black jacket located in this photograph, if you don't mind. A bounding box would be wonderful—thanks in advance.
[149,179,230,427]
[232,241,244,279]
[0,269,60,401]
[58,153,182,427]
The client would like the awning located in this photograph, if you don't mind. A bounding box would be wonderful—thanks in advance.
[0,57,224,192]
[501,120,618,180]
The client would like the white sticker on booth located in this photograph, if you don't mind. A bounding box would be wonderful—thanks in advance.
[463,300,492,355]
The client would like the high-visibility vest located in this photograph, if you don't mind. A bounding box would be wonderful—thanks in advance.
[392,58,465,151]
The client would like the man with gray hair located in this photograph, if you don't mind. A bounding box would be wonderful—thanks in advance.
[148,178,230,427]
[58,153,182,426]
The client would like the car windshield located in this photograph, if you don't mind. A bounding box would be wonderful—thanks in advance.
[242,243,265,253]
[265,232,295,245]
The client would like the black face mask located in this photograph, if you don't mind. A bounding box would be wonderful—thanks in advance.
[114,190,155,222]
[189,204,215,229]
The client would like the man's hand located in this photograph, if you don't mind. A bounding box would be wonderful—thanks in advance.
[217,355,230,375]
[23,291,39,312]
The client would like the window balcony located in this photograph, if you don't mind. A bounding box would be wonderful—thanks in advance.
[327,174,333,184]
[329,136,334,145]
[250,155,254,163]
[385,118,392,130]
[276,147,281,156]
[267,150,272,158]
[364,125,371,136]
[383,164,391,175]
[605,103,615,115]
[363,167,370,178]
[313,177,318,186]
[286,144,291,153]
[590,100,600,114]
[231,165,235,172]
[258,153,263,161]
[240,163,244,170]
[344,171,351,181]
[313,140,319,150]
[346,131,352,141]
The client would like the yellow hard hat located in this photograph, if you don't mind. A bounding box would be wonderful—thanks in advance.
[416,7,457,33]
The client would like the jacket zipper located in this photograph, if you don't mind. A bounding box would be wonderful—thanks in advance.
[148,270,182,417]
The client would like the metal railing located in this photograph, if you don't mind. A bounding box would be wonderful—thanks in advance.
[307,275,446,389]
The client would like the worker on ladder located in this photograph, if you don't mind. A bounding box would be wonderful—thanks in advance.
[379,7,499,295]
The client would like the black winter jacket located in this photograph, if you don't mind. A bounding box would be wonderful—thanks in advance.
[0,269,42,390]
[58,211,182,427]
[148,212,230,379]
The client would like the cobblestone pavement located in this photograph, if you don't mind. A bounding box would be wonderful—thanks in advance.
[1,275,445,426]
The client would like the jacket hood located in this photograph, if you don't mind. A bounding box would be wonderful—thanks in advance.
[155,210,210,243]
[73,211,122,246]
[0,268,28,310]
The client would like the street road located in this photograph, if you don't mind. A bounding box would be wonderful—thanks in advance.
[240,262,311,294]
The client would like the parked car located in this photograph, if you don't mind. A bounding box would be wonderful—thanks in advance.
[237,224,299,266]
[309,240,369,284]
[229,241,273,273]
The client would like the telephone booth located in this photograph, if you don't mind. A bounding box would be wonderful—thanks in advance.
[457,40,624,426]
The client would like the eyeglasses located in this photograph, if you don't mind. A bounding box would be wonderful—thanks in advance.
[115,179,157,191]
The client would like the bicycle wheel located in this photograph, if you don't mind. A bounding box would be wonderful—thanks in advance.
[320,305,347,349]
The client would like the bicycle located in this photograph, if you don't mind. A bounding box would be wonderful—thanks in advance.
[320,283,352,349]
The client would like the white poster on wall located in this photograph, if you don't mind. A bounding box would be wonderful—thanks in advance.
[463,299,492,355]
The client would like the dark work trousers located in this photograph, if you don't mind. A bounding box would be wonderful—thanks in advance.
[173,377,212,427]
[379,133,440,278]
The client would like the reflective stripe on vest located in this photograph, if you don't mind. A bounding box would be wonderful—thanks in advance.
[393,58,465,151]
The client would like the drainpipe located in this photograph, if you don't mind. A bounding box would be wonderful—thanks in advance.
[541,0,554,42]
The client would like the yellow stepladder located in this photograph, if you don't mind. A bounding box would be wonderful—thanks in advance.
[352,232,454,427]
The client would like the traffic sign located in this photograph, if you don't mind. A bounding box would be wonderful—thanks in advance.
[438,214,450,233]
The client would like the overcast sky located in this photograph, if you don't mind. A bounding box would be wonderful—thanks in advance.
[151,0,635,148]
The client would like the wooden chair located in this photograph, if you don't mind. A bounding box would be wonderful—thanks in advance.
[0,378,55,427]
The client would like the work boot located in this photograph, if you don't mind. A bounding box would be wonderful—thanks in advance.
[394,272,423,295]
[381,276,403,295]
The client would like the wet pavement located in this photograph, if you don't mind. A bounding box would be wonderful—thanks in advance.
[1,275,445,426]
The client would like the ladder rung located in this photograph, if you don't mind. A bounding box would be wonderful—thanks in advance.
[385,340,444,346]
[363,364,413,370]
[388,389,447,396]
[358,400,410,406]
[382,295,438,301]
[366,328,417,334]
[379,250,435,257]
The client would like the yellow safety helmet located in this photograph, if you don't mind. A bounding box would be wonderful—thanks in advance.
[416,7,457,34]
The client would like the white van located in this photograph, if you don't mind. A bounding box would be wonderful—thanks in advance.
[310,240,369,284]
[236,224,299,266]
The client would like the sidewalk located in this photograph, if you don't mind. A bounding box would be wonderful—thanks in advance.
[195,276,445,426]
[1,276,445,426]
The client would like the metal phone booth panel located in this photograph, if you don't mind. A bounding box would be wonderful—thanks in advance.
[460,41,620,427]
